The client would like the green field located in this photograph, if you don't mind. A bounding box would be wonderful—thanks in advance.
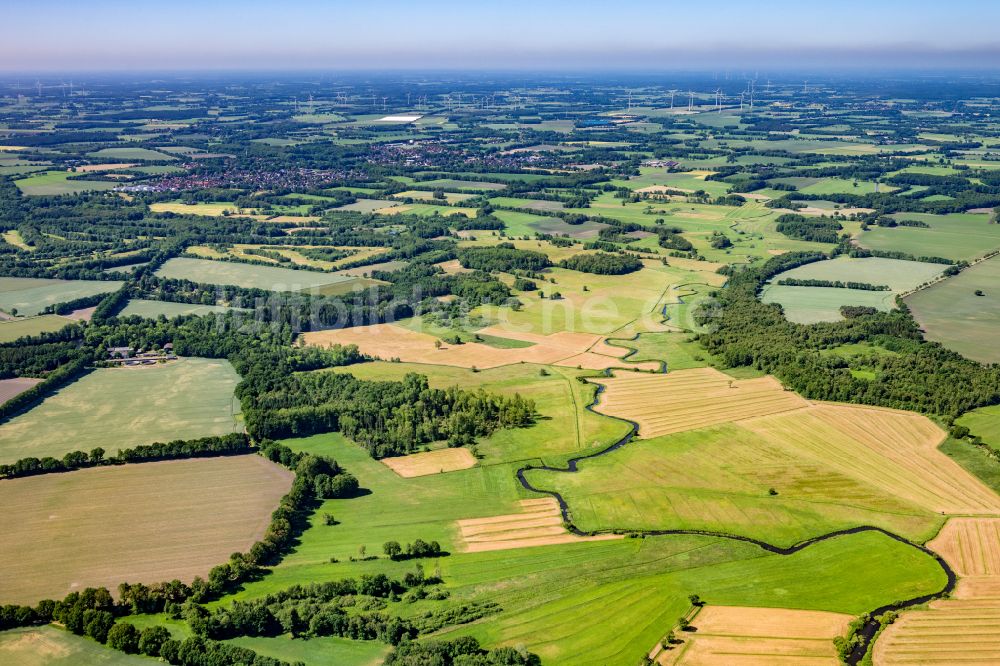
[0,358,241,463]
[118,299,234,319]
[87,147,177,161]
[13,171,120,196]
[760,256,944,322]
[525,422,938,546]
[905,254,1000,364]
[796,177,896,196]
[226,636,389,666]
[0,277,123,316]
[489,196,566,212]
[768,256,944,291]
[761,285,895,323]
[446,530,943,665]
[155,257,355,292]
[0,315,73,342]
[326,361,630,464]
[858,212,1000,261]
[611,168,732,197]
[604,331,715,370]
[334,198,401,213]
[957,405,1000,451]
[493,209,606,238]
[220,433,945,666]
[468,257,716,336]
[0,626,153,665]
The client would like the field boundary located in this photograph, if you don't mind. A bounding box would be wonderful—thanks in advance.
[514,374,957,665]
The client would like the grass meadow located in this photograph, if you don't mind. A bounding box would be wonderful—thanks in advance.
[118,299,235,319]
[526,421,940,546]
[227,636,389,666]
[0,314,73,342]
[218,432,945,665]
[858,212,1000,261]
[14,171,120,196]
[325,361,631,465]
[760,256,945,323]
[906,254,1000,364]
[761,285,896,323]
[768,256,944,292]
[0,277,123,317]
[155,257,356,292]
[0,626,154,665]
[0,358,241,463]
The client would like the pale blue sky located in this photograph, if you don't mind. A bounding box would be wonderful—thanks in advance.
[4,0,1000,71]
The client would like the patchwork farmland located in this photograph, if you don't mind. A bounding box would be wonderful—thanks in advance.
[3,67,1000,666]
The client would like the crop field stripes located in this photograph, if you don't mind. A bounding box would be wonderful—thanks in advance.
[590,368,811,438]
[928,519,1000,576]
[380,447,477,477]
[875,518,1000,665]
[455,497,622,552]
[658,605,852,665]
[744,406,1000,515]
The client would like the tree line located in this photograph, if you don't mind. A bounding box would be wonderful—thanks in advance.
[696,251,1000,418]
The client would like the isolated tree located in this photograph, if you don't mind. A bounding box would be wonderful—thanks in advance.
[383,541,403,560]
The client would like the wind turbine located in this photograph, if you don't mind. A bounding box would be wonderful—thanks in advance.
[715,89,722,112]
[688,91,694,111]
[668,89,677,109]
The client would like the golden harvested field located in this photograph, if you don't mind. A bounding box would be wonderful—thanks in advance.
[590,368,811,437]
[302,323,660,371]
[661,606,851,666]
[70,163,137,173]
[381,447,477,477]
[874,597,1000,665]
[592,369,1000,514]
[455,497,622,552]
[876,518,1000,664]
[743,405,1000,515]
[928,518,1000,576]
[149,202,269,219]
[0,455,292,604]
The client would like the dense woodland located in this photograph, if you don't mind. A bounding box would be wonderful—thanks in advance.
[698,252,1000,418]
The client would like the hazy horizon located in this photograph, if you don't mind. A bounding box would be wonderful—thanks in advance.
[5,0,1000,73]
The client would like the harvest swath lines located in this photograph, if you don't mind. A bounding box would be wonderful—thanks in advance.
[589,368,1000,515]
[927,518,1000,576]
[381,447,477,477]
[659,605,851,665]
[875,519,1000,665]
[744,406,1000,514]
[590,368,810,437]
[455,497,622,552]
